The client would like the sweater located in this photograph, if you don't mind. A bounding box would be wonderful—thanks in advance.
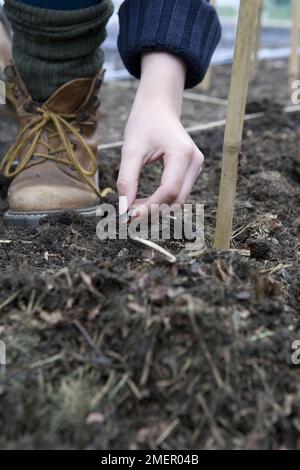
[13,0,222,89]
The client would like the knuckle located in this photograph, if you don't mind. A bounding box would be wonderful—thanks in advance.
[176,196,186,207]
[193,150,205,168]
[180,143,195,161]
[117,178,130,193]
[165,185,180,201]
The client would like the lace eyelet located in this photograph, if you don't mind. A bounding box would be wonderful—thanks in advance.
[79,110,90,122]
[24,101,37,114]
[5,65,16,80]
[12,85,22,99]
[90,95,101,109]
[95,76,103,89]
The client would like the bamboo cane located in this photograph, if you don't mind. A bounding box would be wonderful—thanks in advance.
[214,0,259,250]
[288,0,300,91]
[252,0,264,75]
[200,63,213,93]
[199,0,217,92]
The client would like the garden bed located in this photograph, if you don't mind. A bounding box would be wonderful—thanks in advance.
[0,60,299,450]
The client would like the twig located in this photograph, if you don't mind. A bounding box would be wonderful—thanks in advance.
[229,249,251,257]
[0,291,19,311]
[132,237,177,264]
[90,370,116,407]
[109,373,129,400]
[197,393,225,448]
[98,105,300,153]
[188,299,225,390]
[259,263,293,275]
[183,91,228,106]
[156,419,180,447]
[73,320,110,365]
[140,335,157,387]
[29,353,64,370]
[127,378,143,400]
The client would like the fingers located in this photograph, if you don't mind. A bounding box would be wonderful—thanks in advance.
[118,133,204,223]
[175,149,204,206]
[134,153,190,218]
[117,145,143,214]
[131,145,204,218]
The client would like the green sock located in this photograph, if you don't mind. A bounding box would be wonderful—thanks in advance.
[4,0,114,101]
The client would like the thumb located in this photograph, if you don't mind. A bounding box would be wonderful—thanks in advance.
[117,148,143,214]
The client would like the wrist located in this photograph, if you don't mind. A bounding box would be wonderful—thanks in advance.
[133,52,186,117]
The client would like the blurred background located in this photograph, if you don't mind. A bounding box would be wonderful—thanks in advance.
[104,0,296,80]
[0,0,297,80]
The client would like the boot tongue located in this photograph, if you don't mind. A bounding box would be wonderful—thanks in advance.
[43,78,94,114]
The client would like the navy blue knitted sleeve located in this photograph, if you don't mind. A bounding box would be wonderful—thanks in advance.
[117,0,222,89]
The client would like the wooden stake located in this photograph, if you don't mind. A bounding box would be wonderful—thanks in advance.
[214,0,259,250]
[200,64,213,93]
[288,0,300,90]
[199,0,217,92]
[252,0,264,75]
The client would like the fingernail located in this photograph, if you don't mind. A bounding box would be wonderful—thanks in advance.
[128,207,139,221]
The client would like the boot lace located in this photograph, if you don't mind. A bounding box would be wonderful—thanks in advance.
[0,106,103,198]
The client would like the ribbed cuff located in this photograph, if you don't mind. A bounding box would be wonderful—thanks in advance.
[118,0,221,89]
[15,0,101,9]
[4,0,114,100]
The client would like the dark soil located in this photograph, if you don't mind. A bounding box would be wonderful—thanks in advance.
[0,60,300,450]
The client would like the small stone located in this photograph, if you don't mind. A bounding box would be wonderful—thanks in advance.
[235,291,251,301]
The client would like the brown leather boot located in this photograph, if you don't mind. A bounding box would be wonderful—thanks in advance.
[1,65,105,226]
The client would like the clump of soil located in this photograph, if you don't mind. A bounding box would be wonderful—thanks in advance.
[247,238,282,261]
[0,61,300,450]
[248,171,291,202]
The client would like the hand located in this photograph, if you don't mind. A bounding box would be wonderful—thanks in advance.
[117,52,204,217]
[0,21,12,69]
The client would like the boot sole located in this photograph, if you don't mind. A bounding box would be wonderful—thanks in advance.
[3,206,99,228]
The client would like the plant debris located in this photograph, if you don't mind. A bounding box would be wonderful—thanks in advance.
[0,61,300,450]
